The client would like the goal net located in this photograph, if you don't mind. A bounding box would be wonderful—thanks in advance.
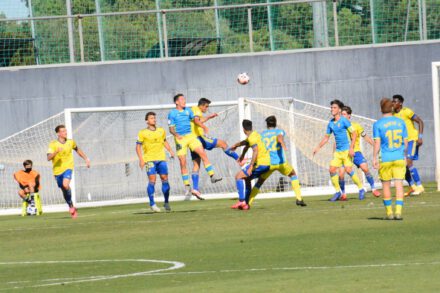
[0,98,379,215]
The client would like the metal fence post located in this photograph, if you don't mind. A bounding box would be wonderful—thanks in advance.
[95,0,106,61]
[66,0,75,62]
[267,0,275,51]
[162,11,169,58]
[155,0,164,58]
[422,0,427,40]
[418,0,423,40]
[78,15,85,62]
[247,7,254,52]
[332,0,339,46]
[370,0,377,43]
[28,0,39,65]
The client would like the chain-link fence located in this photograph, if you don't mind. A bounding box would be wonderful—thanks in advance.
[1,0,439,67]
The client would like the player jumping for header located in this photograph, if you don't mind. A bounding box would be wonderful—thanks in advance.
[168,94,222,199]
[189,97,240,199]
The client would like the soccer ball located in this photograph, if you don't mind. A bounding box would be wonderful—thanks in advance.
[27,205,37,216]
[237,72,250,85]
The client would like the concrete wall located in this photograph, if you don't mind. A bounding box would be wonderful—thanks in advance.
[2,41,439,179]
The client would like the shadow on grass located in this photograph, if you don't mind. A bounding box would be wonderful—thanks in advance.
[133,209,198,215]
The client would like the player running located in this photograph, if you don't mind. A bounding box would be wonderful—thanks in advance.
[338,106,381,200]
[47,125,90,218]
[13,160,43,216]
[229,119,270,210]
[190,97,240,199]
[168,94,222,198]
[373,98,408,220]
[136,112,175,212]
[243,116,306,208]
[392,94,424,196]
[313,100,366,201]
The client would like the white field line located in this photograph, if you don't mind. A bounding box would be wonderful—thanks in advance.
[0,259,185,290]
[1,202,440,233]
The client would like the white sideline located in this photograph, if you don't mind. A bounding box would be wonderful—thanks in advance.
[0,259,185,290]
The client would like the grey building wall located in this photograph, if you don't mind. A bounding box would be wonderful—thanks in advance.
[1,41,439,179]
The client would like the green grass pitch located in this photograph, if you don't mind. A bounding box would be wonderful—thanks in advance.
[1,184,440,292]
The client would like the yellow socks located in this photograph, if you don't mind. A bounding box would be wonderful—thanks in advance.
[290,176,302,201]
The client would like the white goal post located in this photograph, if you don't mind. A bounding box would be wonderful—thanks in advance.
[432,61,440,191]
[1,97,380,215]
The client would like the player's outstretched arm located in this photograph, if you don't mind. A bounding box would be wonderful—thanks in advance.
[136,143,145,169]
[75,147,90,168]
[200,113,218,123]
[194,116,209,134]
[164,140,175,158]
[229,140,247,151]
[373,138,380,169]
[277,135,288,151]
[313,135,330,156]
[412,115,424,146]
[169,126,182,140]
[239,145,250,162]
[363,134,374,146]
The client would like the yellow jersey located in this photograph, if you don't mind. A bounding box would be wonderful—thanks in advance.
[393,107,418,141]
[349,122,365,152]
[47,139,77,175]
[137,127,167,162]
[190,106,204,136]
[246,131,270,166]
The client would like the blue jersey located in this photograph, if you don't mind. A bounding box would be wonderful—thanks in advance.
[261,128,286,165]
[326,116,353,152]
[373,116,408,162]
[167,108,195,136]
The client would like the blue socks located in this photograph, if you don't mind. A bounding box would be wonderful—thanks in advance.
[365,172,375,189]
[225,148,239,160]
[62,188,73,207]
[162,180,170,203]
[192,172,199,191]
[147,182,155,206]
[339,179,345,194]
[236,179,245,201]
[409,166,422,186]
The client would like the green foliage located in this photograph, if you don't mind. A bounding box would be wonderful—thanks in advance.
[2,0,440,66]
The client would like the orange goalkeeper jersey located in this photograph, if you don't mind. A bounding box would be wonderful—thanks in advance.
[14,170,40,188]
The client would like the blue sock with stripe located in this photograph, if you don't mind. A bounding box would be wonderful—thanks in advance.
[147,182,155,206]
[192,172,199,191]
[365,172,375,189]
[236,179,245,201]
[339,179,345,194]
[224,148,239,160]
[162,180,170,203]
[409,166,422,186]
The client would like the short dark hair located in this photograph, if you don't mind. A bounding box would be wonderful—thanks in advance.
[145,112,156,120]
[341,106,352,115]
[55,125,65,133]
[173,93,184,103]
[242,119,253,131]
[198,97,211,106]
[265,115,277,128]
[23,159,33,166]
[330,99,344,109]
[392,94,404,103]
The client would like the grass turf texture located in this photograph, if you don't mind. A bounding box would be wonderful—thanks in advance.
[1,183,440,292]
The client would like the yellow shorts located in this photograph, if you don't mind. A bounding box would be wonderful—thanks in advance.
[379,160,406,181]
[175,133,202,157]
[330,151,353,167]
[261,163,294,180]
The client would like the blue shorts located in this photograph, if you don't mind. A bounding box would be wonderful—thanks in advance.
[55,169,73,188]
[242,164,270,180]
[353,152,367,168]
[407,140,419,161]
[190,135,218,160]
[146,161,168,176]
